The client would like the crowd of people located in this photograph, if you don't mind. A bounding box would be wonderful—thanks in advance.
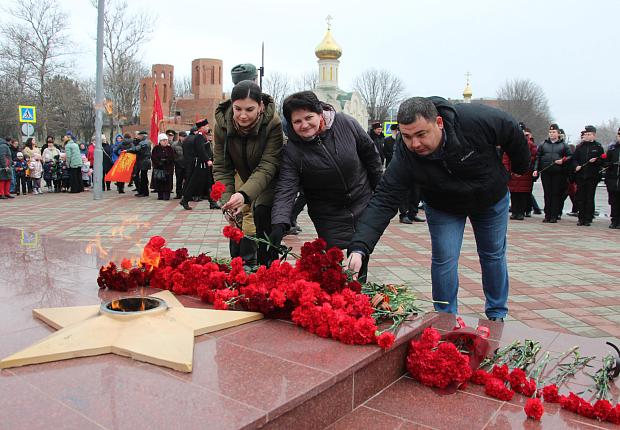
[2,63,619,323]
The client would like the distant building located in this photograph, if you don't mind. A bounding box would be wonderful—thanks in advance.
[312,17,369,128]
[449,72,499,108]
[127,59,225,134]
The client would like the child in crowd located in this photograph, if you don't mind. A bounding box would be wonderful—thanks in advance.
[29,154,43,194]
[43,155,54,192]
[52,154,62,192]
[13,152,28,196]
[81,154,92,189]
[59,153,70,192]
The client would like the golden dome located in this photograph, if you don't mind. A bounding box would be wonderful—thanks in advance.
[463,83,473,98]
[315,28,342,60]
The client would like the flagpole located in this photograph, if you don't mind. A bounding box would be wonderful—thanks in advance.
[93,0,105,200]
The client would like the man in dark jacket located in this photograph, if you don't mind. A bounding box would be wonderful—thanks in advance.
[383,123,398,167]
[179,120,210,210]
[368,122,385,165]
[347,96,529,321]
[127,131,152,197]
[532,124,571,222]
[604,129,620,228]
[171,130,185,199]
[571,125,604,226]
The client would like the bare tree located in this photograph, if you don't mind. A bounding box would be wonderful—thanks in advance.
[75,79,97,141]
[94,0,154,134]
[1,0,71,138]
[595,118,620,148]
[293,70,318,92]
[496,78,553,144]
[174,75,193,98]
[263,72,291,116]
[353,69,406,123]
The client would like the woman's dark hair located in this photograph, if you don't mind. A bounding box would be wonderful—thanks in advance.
[231,80,262,104]
[282,91,333,124]
[25,137,34,148]
[46,135,54,142]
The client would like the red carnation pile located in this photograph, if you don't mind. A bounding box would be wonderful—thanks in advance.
[406,327,472,389]
[524,398,544,421]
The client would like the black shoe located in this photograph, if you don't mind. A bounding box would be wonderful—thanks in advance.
[489,317,504,322]
[542,218,551,223]
[157,197,163,200]
[533,209,542,215]
[399,216,413,224]
[556,215,561,221]
[549,218,557,223]
[577,221,589,226]
[6,194,14,199]
[136,194,148,198]
[0,195,6,199]
[567,212,578,217]
[118,190,125,194]
[524,212,531,218]
[179,199,192,210]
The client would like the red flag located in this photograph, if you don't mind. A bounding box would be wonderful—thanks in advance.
[150,83,164,144]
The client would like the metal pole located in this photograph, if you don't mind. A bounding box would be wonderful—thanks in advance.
[93,0,105,200]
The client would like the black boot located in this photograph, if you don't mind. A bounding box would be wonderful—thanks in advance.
[209,200,221,209]
[179,198,192,210]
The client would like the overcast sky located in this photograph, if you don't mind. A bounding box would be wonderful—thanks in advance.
[55,0,620,142]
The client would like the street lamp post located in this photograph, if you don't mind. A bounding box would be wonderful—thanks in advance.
[93,0,105,200]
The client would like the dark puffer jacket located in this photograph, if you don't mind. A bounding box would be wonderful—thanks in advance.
[349,97,529,255]
[533,139,571,174]
[604,143,620,192]
[0,138,11,181]
[271,112,383,249]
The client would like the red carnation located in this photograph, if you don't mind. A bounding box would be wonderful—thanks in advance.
[471,369,489,385]
[507,368,527,392]
[577,398,596,419]
[593,399,613,421]
[601,153,608,159]
[607,404,620,424]
[542,384,560,403]
[484,377,514,401]
[210,181,226,201]
[491,364,510,381]
[147,235,166,250]
[377,331,395,350]
[223,225,244,244]
[560,392,580,412]
[120,258,133,270]
[524,397,544,421]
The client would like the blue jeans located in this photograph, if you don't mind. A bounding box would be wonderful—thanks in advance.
[9,167,15,193]
[425,192,509,319]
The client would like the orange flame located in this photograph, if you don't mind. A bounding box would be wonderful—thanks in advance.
[85,233,109,258]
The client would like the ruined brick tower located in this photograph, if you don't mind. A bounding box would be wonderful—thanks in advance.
[139,64,174,126]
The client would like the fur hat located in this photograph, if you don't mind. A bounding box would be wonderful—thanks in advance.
[549,123,560,131]
[158,133,169,142]
[16,152,23,158]
[371,122,381,129]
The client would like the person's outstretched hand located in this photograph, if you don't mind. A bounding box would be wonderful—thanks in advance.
[221,192,245,215]
[346,252,363,280]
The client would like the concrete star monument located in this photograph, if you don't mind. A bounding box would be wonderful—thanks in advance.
[0,291,263,372]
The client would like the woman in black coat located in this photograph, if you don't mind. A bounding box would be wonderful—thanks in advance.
[151,133,175,200]
[271,91,383,280]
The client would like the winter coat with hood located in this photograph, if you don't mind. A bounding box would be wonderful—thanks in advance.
[604,143,620,192]
[64,140,83,168]
[213,93,283,208]
[349,97,529,256]
[272,111,383,249]
[503,135,537,193]
[0,138,12,181]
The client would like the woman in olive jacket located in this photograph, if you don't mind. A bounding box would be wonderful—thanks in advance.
[213,80,283,266]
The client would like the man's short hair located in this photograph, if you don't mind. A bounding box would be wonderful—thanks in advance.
[123,132,132,139]
[390,123,399,131]
[397,97,438,125]
[179,131,187,137]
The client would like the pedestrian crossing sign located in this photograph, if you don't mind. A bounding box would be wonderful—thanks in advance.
[19,105,36,123]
